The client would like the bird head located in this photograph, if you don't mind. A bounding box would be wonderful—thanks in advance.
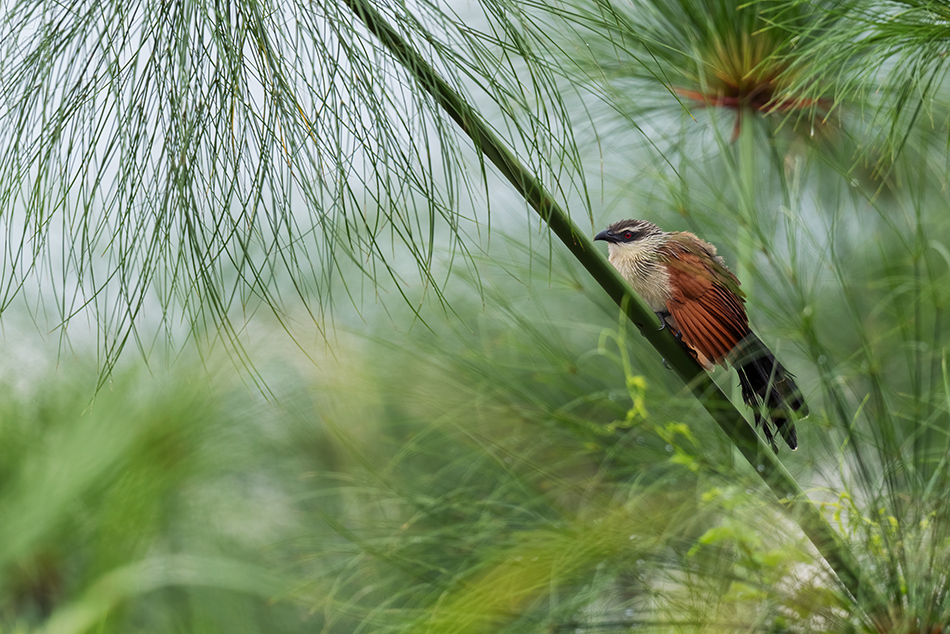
[594,219,666,256]
[594,219,663,243]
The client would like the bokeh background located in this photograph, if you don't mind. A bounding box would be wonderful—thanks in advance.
[2,0,949,631]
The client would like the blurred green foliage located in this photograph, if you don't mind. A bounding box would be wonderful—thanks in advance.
[0,254,852,632]
[3,0,950,631]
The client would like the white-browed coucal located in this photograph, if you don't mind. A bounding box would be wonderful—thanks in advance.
[595,219,808,451]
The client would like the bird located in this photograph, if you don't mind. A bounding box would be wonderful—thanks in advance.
[594,218,808,452]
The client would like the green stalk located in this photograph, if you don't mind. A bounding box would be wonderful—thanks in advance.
[734,109,757,405]
[339,0,884,619]
[735,107,757,287]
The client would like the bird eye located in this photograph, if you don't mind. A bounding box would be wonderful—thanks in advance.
[622,231,634,240]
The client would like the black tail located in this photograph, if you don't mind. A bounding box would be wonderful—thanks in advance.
[729,334,808,452]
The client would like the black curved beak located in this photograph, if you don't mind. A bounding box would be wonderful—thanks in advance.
[594,229,616,243]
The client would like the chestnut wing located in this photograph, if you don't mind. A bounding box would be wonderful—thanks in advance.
[661,240,750,366]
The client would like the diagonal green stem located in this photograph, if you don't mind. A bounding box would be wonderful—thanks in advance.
[339,0,883,618]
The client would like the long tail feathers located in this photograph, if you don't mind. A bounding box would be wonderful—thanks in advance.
[729,334,808,453]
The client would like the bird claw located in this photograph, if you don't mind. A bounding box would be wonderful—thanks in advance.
[655,311,668,331]
[662,358,673,370]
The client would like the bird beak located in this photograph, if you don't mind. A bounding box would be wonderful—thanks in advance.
[594,229,615,243]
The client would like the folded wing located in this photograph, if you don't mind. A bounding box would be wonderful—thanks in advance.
[660,237,750,367]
